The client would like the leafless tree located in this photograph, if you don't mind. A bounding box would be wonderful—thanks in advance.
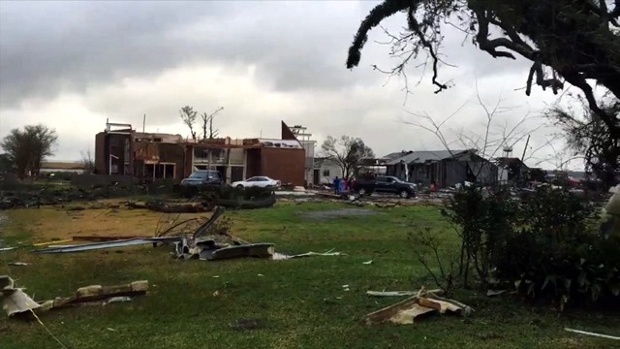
[80,149,95,174]
[201,106,224,140]
[179,106,198,141]
[402,88,550,183]
[320,135,375,180]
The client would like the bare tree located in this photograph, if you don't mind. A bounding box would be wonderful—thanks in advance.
[546,93,619,187]
[346,1,620,137]
[0,124,58,179]
[402,89,549,184]
[200,106,224,140]
[80,149,95,174]
[179,106,198,141]
[321,135,375,180]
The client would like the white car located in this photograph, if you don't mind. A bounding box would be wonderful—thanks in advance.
[232,176,281,189]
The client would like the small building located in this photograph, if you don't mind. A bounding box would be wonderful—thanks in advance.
[313,157,343,185]
[94,120,307,186]
[385,149,498,188]
[495,157,529,184]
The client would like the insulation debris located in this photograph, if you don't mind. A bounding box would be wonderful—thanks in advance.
[362,288,472,325]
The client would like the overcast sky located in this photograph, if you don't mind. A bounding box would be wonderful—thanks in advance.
[0,1,585,170]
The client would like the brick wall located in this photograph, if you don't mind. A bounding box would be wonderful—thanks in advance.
[94,133,107,175]
[260,147,305,187]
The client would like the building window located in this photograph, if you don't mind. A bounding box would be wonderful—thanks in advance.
[323,169,330,177]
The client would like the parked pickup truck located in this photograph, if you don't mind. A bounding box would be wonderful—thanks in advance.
[351,175,416,198]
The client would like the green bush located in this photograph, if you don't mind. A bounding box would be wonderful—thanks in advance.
[442,186,620,310]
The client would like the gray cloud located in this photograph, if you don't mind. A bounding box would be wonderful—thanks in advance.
[0,1,576,169]
[0,1,532,109]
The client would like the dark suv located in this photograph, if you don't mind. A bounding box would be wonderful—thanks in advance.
[351,175,416,198]
[180,170,223,187]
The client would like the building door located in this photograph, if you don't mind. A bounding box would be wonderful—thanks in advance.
[313,169,320,185]
[231,166,244,182]
[216,166,227,183]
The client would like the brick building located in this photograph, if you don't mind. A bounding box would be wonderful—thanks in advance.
[94,121,306,186]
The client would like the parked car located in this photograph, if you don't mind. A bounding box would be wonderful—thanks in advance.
[232,176,281,189]
[351,175,416,198]
[180,170,223,187]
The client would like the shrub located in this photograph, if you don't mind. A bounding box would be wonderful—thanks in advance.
[440,185,620,310]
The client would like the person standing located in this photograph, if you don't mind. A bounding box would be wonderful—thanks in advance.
[333,176,341,195]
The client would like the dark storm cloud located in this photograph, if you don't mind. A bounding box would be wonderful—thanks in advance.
[0,0,532,110]
[0,1,383,109]
[0,1,252,108]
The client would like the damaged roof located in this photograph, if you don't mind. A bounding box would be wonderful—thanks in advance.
[386,150,470,165]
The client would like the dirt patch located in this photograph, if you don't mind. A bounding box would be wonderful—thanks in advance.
[301,208,379,220]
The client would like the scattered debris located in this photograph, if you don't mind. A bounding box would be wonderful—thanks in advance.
[362,260,373,265]
[564,328,620,340]
[342,285,350,292]
[32,239,74,247]
[28,205,345,265]
[8,262,30,267]
[272,249,344,260]
[1,275,40,317]
[38,280,148,312]
[366,290,442,297]
[1,275,149,318]
[362,288,472,326]
[72,235,150,242]
[31,237,179,254]
[0,247,16,252]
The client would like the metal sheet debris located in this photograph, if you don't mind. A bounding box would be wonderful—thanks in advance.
[31,237,182,254]
[564,327,620,340]
[272,249,344,260]
[366,290,442,297]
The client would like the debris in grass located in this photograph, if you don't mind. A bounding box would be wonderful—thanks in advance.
[32,239,73,247]
[366,290,442,297]
[0,247,17,252]
[362,260,373,265]
[1,277,149,318]
[29,205,345,265]
[272,249,345,260]
[103,296,132,305]
[7,262,30,267]
[564,328,620,340]
[362,287,472,326]
[1,275,41,317]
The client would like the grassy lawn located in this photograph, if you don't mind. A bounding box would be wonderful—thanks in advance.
[0,201,618,349]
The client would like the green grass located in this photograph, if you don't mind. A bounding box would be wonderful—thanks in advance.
[0,202,619,349]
